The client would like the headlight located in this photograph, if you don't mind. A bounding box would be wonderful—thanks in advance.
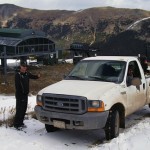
[88,100,100,108]
[37,95,42,102]
[36,95,43,106]
[88,100,104,112]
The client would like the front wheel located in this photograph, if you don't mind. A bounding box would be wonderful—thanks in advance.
[105,110,120,140]
[45,124,59,132]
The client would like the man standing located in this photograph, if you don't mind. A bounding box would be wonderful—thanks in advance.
[13,61,40,130]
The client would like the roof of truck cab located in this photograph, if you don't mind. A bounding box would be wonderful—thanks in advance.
[82,56,138,62]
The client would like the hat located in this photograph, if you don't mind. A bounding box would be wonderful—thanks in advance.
[20,61,27,67]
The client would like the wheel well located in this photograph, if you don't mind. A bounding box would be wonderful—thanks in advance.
[110,103,125,128]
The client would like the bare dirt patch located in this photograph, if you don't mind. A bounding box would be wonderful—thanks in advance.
[0,64,74,95]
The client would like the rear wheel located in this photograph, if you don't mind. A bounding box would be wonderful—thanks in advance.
[105,110,120,140]
[45,124,59,132]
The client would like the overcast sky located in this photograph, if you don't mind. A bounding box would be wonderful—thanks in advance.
[0,0,149,11]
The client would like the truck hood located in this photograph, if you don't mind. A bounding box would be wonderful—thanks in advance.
[38,80,118,100]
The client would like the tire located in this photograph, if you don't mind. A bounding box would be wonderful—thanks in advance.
[105,110,120,140]
[45,124,59,132]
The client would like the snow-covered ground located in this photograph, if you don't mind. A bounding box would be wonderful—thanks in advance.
[1,95,150,150]
[1,59,150,149]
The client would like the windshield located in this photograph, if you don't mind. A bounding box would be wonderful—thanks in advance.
[65,60,126,83]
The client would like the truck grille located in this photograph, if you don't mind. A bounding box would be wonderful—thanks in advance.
[42,93,87,114]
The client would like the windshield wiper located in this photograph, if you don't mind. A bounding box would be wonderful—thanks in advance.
[88,76,106,81]
[67,75,84,80]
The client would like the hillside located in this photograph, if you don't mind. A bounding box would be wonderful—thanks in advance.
[0,4,150,49]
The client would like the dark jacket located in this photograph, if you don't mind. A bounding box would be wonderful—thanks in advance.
[15,71,39,95]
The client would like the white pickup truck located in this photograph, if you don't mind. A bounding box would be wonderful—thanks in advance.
[35,56,150,140]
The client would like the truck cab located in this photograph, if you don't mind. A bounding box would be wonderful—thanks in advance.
[35,56,150,140]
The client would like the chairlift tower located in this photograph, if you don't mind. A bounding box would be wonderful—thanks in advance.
[0,28,56,83]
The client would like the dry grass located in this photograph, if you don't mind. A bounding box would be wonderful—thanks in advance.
[0,111,37,127]
[0,63,74,95]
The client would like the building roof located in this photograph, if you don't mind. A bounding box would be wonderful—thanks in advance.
[0,28,51,47]
[0,28,55,58]
[0,37,21,46]
[0,28,45,39]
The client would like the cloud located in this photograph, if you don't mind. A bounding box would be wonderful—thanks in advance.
[0,0,149,11]
[104,0,150,10]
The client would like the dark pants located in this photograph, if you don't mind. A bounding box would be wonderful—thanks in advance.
[13,94,28,127]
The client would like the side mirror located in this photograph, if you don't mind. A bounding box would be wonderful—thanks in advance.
[131,77,142,86]
[131,77,142,90]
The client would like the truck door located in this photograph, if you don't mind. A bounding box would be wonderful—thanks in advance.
[126,60,146,114]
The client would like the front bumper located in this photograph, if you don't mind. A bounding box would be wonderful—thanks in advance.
[35,105,109,130]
